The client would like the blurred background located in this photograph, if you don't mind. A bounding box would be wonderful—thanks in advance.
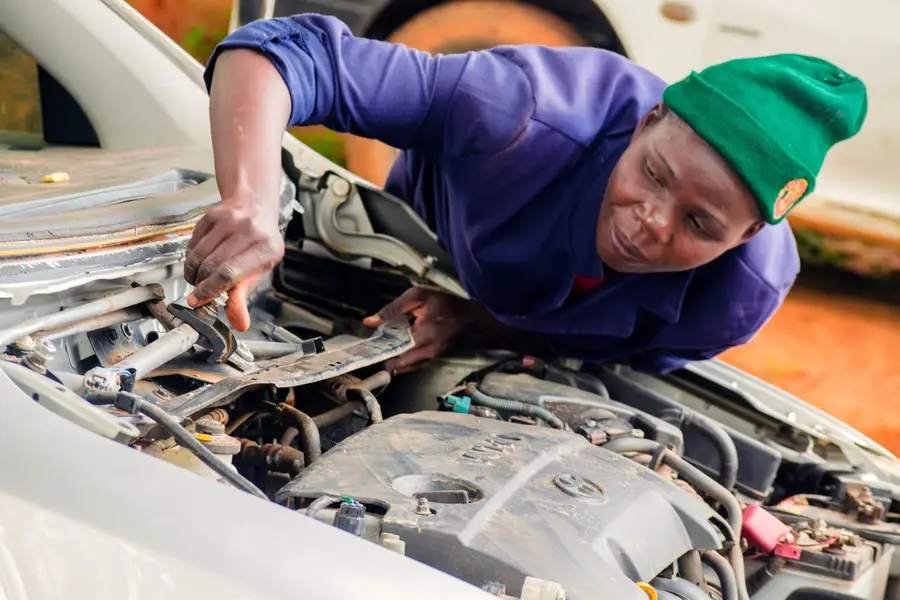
[94,0,900,452]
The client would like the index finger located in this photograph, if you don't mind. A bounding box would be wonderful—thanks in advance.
[362,287,428,327]
[187,243,278,307]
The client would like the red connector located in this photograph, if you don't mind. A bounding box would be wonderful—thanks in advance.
[742,504,793,554]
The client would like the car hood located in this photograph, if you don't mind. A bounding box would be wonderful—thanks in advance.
[0,368,493,600]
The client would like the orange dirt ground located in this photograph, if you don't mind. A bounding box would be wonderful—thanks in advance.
[723,285,900,454]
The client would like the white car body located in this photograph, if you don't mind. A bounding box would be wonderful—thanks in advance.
[1,1,899,598]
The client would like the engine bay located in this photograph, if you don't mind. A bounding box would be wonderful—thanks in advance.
[2,172,900,600]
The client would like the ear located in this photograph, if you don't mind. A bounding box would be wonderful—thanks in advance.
[633,102,667,138]
[742,221,765,241]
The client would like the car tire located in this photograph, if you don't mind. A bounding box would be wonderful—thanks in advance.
[343,0,588,187]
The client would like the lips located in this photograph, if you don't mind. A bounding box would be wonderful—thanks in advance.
[610,222,647,265]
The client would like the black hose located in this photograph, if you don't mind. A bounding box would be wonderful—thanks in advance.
[659,453,749,600]
[306,495,340,517]
[603,437,749,600]
[347,387,383,423]
[661,407,739,491]
[678,551,708,594]
[702,551,739,600]
[602,437,663,455]
[116,392,268,500]
[467,384,566,429]
[280,427,300,447]
[278,403,322,464]
[651,578,709,600]
[313,401,366,428]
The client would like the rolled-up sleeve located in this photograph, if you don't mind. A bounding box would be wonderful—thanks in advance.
[203,14,534,157]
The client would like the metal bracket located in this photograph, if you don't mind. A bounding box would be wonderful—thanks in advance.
[313,174,468,298]
[159,317,415,423]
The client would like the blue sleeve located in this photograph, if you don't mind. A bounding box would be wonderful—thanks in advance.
[541,274,790,375]
[626,346,733,375]
[203,14,534,157]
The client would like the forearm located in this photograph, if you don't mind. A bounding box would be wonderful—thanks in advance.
[207,49,289,206]
[460,302,551,357]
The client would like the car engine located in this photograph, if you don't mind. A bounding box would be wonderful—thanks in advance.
[2,172,900,600]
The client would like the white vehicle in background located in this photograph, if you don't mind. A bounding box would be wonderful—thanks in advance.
[2,1,900,599]
[231,0,900,277]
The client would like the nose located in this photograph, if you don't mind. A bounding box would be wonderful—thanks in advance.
[635,199,674,244]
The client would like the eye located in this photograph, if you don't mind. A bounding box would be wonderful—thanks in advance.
[643,158,663,187]
[688,214,718,240]
[688,214,708,236]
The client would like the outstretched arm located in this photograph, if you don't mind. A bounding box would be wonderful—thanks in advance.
[185,48,290,330]
[185,14,532,328]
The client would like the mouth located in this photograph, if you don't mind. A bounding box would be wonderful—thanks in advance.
[609,222,647,265]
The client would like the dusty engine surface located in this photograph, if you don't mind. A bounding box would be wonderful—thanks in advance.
[4,166,900,600]
[275,411,722,600]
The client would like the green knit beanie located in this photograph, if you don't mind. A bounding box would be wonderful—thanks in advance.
[662,54,868,224]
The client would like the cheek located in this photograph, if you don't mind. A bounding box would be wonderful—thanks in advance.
[605,160,645,207]
[668,236,730,269]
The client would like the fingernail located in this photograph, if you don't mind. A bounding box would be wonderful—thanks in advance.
[186,293,198,307]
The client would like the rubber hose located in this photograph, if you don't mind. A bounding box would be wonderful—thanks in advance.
[702,551,739,600]
[313,400,366,428]
[278,403,322,464]
[306,494,340,517]
[660,453,749,600]
[603,437,749,600]
[467,384,565,430]
[280,427,300,447]
[602,437,662,455]
[678,551,708,594]
[348,387,383,423]
[122,393,268,500]
[662,407,739,491]
[651,578,710,600]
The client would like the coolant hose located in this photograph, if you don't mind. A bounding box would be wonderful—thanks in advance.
[115,392,268,500]
[278,403,322,464]
[602,437,749,600]
[702,551,739,600]
[661,408,739,492]
[466,384,565,430]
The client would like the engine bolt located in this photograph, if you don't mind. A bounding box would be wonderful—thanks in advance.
[415,497,432,516]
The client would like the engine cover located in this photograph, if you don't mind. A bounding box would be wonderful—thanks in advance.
[275,412,722,600]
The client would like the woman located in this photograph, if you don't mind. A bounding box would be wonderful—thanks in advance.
[184,13,867,374]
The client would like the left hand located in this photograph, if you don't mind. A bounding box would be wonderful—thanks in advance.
[363,286,480,374]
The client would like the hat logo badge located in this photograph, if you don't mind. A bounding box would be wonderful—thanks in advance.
[774,178,808,219]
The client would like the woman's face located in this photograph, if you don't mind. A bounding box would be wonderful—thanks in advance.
[596,104,764,274]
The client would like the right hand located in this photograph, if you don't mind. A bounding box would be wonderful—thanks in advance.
[184,195,284,332]
[363,287,486,375]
